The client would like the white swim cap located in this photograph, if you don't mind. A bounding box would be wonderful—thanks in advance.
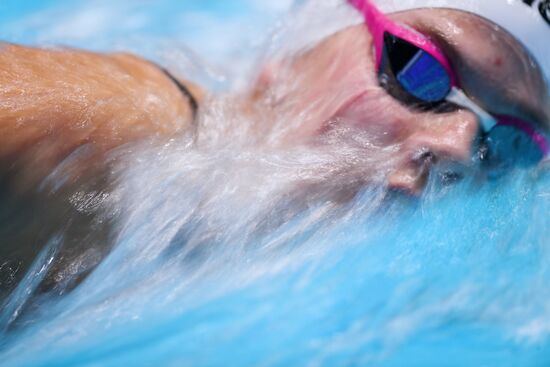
[375,0,550,85]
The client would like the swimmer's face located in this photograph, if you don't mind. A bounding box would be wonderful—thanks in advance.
[256,9,550,194]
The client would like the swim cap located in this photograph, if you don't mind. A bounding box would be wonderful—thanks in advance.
[375,0,550,85]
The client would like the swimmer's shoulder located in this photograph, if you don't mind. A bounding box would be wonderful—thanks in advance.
[0,44,205,191]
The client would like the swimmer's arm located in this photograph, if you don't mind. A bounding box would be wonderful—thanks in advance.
[0,44,203,189]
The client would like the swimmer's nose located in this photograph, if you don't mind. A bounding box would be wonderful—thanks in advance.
[409,110,479,163]
[388,110,479,194]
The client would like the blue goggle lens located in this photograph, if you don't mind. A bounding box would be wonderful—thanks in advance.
[382,33,451,103]
[483,125,544,168]
[396,51,451,102]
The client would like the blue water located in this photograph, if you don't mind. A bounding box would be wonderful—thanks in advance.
[1,1,550,366]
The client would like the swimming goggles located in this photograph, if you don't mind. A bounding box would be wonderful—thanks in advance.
[348,0,549,168]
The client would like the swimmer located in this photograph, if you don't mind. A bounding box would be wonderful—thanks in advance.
[2,0,550,320]
[1,0,549,196]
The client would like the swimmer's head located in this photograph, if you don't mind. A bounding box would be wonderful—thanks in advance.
[382,0,550,118]
[253,1,550,194]
[377,0,550,88]
[347,0,549,169]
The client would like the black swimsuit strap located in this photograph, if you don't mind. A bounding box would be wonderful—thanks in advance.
[159,67,199,123]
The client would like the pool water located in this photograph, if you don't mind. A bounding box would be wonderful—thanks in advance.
[1,1,550,366]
